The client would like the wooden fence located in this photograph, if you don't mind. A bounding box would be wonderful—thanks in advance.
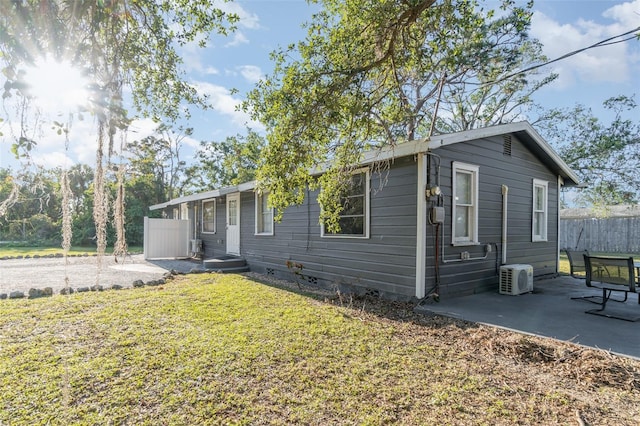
[560,217,640,254]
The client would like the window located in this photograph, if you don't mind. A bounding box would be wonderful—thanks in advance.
[202,199,216,233]
[322,169,370,238]
[255,192,274,235]
[452,162,479,245]
[532,179,548,241]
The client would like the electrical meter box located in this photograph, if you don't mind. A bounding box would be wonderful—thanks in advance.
[430,206,445,223]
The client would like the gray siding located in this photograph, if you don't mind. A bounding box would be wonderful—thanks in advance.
[240,155,418,299]
[199,197,226,258]
[425,134,559,297]
[162,199,226,258]
[155,131,563,301]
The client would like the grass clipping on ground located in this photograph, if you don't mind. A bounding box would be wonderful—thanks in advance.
[0,274,638,425]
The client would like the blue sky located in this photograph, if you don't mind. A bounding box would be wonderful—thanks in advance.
[0,0,638,171]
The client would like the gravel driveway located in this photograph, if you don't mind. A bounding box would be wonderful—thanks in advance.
[0,254,203,297]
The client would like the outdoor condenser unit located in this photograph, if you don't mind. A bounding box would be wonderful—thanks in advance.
[499,264,533,295]
[190,239,203,254]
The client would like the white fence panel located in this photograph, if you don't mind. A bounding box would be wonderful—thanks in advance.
[144,217,190,259]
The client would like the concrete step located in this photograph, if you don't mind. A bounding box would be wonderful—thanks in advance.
[202,256,249,273]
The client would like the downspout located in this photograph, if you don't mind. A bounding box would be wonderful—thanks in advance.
[557,176,563,274]
[415,153,427,299]
[501,185,508,264]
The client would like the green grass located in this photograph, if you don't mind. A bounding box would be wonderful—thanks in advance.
[0,245,143,257]
[0,274,638,425]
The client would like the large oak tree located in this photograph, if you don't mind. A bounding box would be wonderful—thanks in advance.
[537,95,640,207]
[245,0,555,229]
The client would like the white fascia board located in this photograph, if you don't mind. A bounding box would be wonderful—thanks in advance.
[516,123,581,186]
[149,202,169,211]
[358,139,431,166]
[155,189,221,208]
[237,181,256,192]
[152,182,257,210]
[153,122,580,209]
[427,122,581,186]
[177,190,221,204]
[427,122,531,149]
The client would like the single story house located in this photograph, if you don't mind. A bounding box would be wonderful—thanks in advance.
[147,121,580,300]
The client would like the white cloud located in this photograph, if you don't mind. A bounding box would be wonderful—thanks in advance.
[216,2,261,30]
[531,10,636,88]
[176,1,259,72]
[237,65,263,83]
[127,118,200,150]
[225,32,249,47]
[603,0,640,29]
[127,118,158,141]
[32,151,75,169]
[193,81,264,131]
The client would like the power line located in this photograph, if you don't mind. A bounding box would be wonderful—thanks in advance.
[491,25,640,86]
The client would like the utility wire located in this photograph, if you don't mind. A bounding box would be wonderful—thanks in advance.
[490,25,640,86]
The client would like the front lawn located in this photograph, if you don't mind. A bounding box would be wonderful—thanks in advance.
[0,274,638,425]
[0,245,143,258]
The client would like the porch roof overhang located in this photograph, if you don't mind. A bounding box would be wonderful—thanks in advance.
[149,181,256,211]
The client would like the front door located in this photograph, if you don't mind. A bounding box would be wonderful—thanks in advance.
[226,193,241,255]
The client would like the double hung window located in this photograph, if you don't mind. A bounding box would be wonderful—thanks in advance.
[532,179,548,241]
[255,192,274,235]
[452,162,479,245]
[322,169,370,238]
[202,199,216,233]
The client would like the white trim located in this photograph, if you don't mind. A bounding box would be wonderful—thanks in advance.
[149,181,258,210]
[452,162,479,245]
[226,193,241,255]
[255,192,274,236]
[150,122,580,212]
[354,122,579,186]
[501,185,508,264]
[532,178,548,242]
[557,176,562,273]
[201,198,216,234]
[321,167,370,239]
[415,154,427,299]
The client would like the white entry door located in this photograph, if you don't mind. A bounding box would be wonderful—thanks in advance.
[226,193,241,255]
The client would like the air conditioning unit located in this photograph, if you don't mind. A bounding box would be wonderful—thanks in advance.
[499,264,533,295]
[190,239,203,254]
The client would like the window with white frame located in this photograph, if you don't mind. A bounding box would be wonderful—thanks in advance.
[202,199,216,233]
[452,162,479,245]
[255,192,274,235]
[532,179,548,241]
[322,169,370,238]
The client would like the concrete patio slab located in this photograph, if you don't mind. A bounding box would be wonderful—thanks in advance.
[415,275,640,359]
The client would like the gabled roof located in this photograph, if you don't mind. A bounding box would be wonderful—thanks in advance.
[151,121,580,210]
[359,121,580,186]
